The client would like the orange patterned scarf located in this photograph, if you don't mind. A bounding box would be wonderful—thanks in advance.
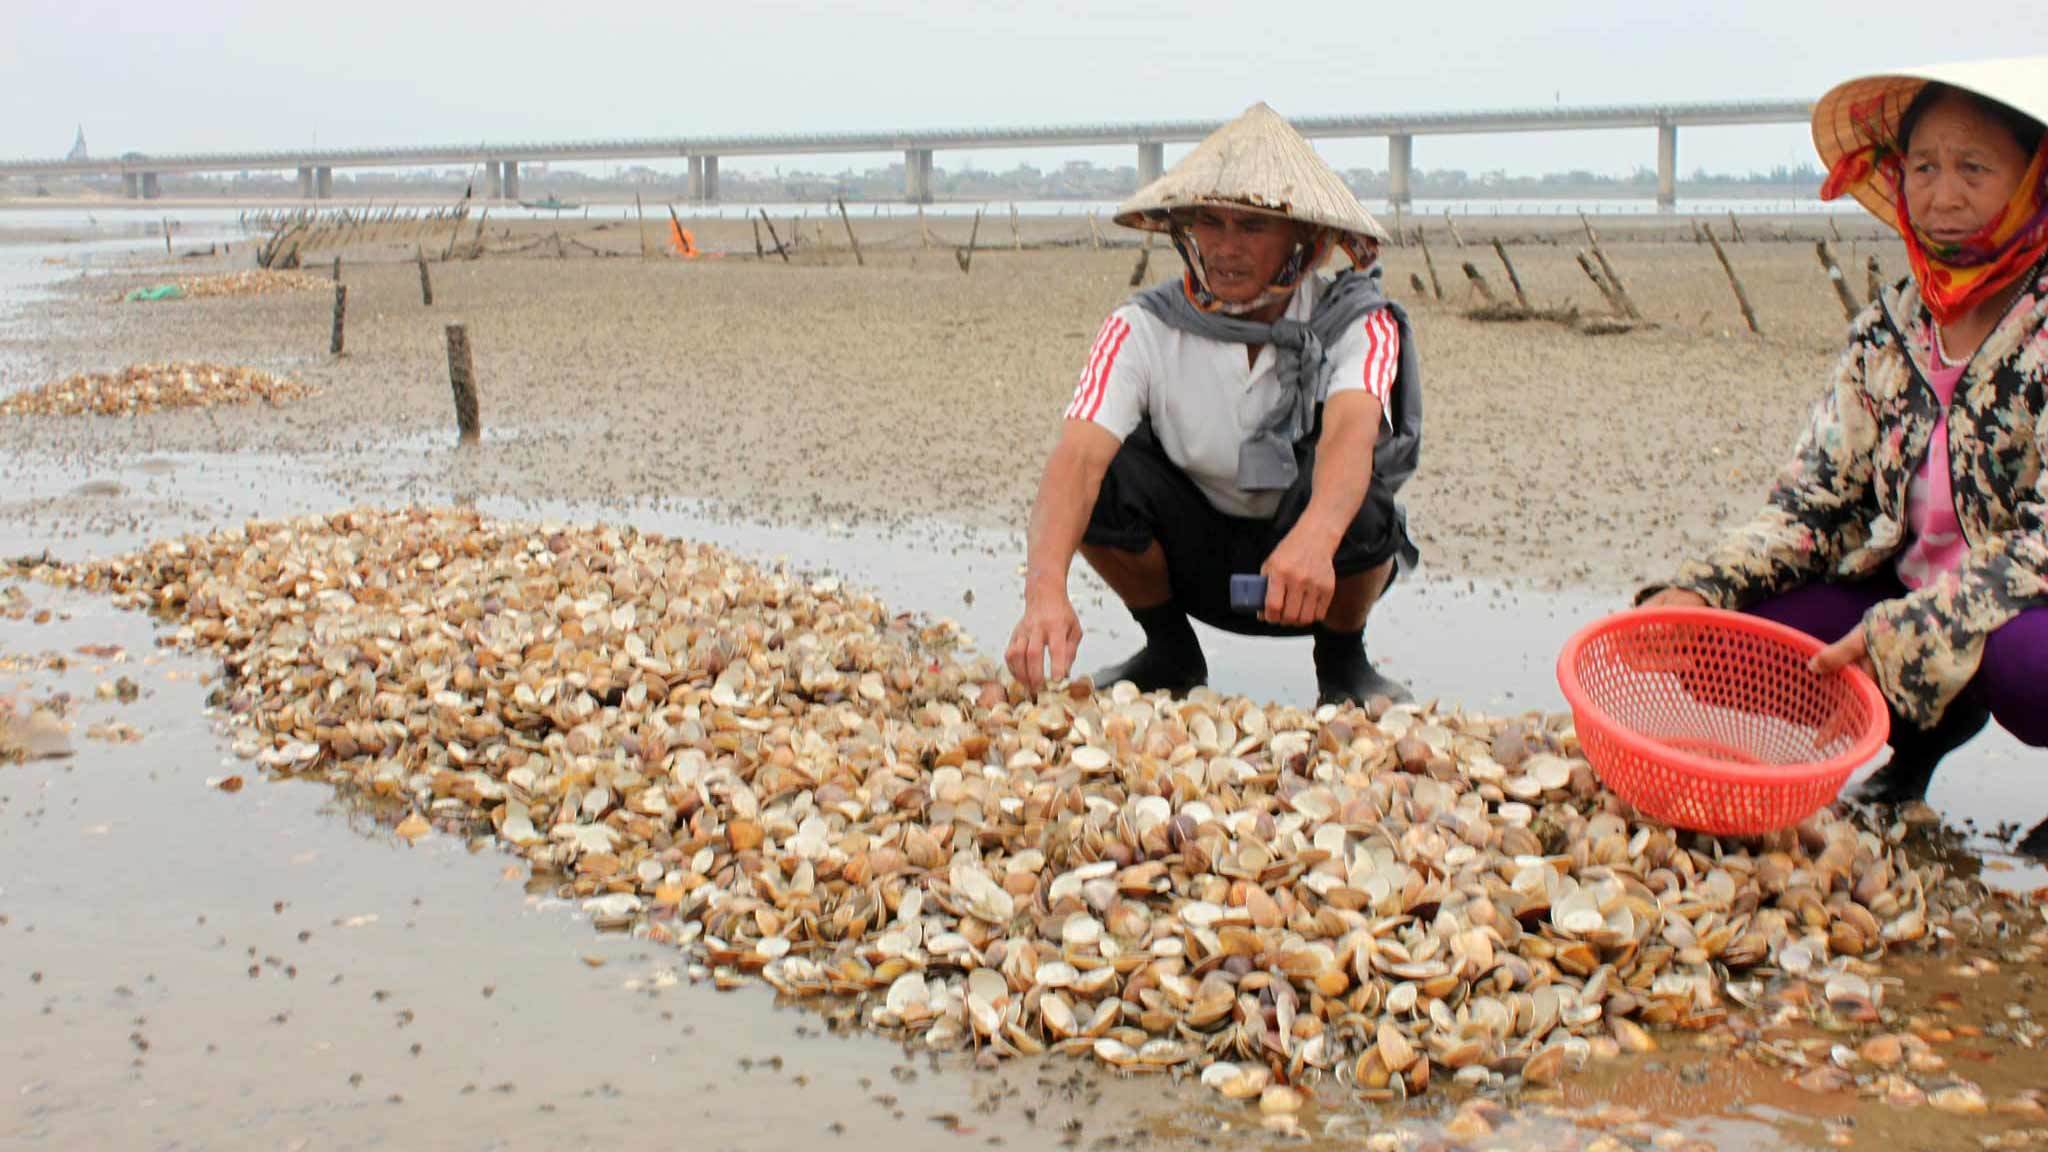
[1824,134,2048,324]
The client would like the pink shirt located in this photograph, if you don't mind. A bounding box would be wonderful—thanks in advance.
[1896,354,1968,590]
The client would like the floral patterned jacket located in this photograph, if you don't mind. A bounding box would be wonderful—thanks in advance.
[1660,259,2048,727]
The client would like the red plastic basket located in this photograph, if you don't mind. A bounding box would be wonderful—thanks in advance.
[1556,607,1890,837]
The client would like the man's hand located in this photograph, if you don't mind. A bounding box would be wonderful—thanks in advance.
[1641,588,1710,609]
[1006,592,1083,694]
[1812,625,1876,682]
[1260,528,1337,628]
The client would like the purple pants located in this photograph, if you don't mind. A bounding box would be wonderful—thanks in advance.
[1748,573,2048,746]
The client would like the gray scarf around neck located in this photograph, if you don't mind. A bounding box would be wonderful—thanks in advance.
[1133,264,1422,494]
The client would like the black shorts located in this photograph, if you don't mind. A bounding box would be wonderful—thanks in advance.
[1082,422,1412,636]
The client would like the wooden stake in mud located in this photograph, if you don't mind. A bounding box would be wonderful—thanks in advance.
[1460,261,1497,305]
[1087,211,1103,250]
[1828,215,1843,243]
[1815,239,1858,321]
[918,205,932,249]
[1579,214,1641,320]
[1444,210,1465,248]
[1409,272,1428,295]
[1727,211,1744,243]
[1575,250,1625,315]
[332,255,342,282]
[416,248,434,306]
[834,198,865,267]
[1704,224,1761,334]
[1127,232,1152,288]
[635,193,649,259]
[1491,238,1530,309]
[163,217,173,256]
[757,210,790,263]
[445,324,480,445]
[471,208,489,256]
[1010,202,1021,251]
[1867,255,1884,305]
[1415,228,1444,301]
[957,209,982,274]
[329,284,347,356]
[751,217,765,260]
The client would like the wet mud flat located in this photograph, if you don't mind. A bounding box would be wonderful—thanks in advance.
[2,223,2045,1151]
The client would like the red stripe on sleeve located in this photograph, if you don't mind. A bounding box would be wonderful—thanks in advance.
[1075,318,1130,421]
[1361,311,1398,405]
[1065,316,1119,419]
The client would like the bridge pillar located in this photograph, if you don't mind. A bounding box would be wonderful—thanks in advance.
[904,148,933,203]
[123,173,141,199]
[1656,123,1678,213]
[688,156,704,203]
[702,156,718,204]
[298,166,314,199]
[1388,134,1413,207]
[141,173,162,200]
[502,160,520,201]
[1137,142,1164,188]
[314,167,333,199]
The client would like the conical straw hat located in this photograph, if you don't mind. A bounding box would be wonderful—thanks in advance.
[1115,103,1390,243]
[1813,55,2048,232]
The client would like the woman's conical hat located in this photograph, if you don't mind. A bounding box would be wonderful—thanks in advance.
[1114,103,1390,243]
[1813,55,2048,232]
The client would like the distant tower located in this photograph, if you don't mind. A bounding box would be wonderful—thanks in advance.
[66,125,87,161]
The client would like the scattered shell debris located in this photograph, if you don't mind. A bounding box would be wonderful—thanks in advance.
[31,506,2048,1116]
[0,362,314,418]
[118,270,326,301]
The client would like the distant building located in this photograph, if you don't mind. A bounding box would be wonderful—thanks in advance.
[66,126,87,161]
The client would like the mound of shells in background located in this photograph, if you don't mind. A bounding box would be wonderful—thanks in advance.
[35,507,2044,1114]
[170,269,326,299]
[0,362,314,418]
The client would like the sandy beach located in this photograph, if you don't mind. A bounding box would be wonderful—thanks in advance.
[3,209,2044,1152]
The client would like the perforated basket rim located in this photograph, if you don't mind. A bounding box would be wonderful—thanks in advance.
[1556,606,1891,789]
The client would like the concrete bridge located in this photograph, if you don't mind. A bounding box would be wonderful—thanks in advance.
[0,101,1811,210]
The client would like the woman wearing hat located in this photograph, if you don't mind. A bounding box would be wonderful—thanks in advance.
[1006,104,1422,706]
[1644,59,2048,856]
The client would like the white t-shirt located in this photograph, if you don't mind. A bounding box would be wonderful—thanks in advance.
[1063,276,1401,519]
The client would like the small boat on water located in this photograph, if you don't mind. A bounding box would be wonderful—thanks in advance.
[519,196,580,213]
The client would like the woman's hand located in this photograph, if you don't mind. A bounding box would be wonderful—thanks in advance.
[1812,626,1877,681]
[1641,588,1710,609]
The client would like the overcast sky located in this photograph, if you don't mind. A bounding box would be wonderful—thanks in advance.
[6,1,2046,179]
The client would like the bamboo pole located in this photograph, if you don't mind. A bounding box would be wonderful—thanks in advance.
[635,194,648,260]
[1704,224,1760,334]
[1491,238,1530,309]
[416,247,434,307]
[1010,202,1021,251]
[1444,209,1465,248]
[446,324,480,445]
[1087,211,1102,250]
[758,210,790,263]
[1575,251,1625,315]
[1415,228,1444,301]
[1815,239,1858,321]
[834,198,865,266]
[1727,211,1744,243]
[956,209,983,273]
[330,284,347,356]
[1460,261,1497,305]
[163,217,173,256]
[918,205,932,249]
[1580,214,1641,320]
[751,217,765,260]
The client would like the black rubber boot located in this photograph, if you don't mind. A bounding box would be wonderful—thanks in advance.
[1850,700,1991,807]
[2016,817,2048,861]
[1092,603,1207,697]
[1312,626,1413,708]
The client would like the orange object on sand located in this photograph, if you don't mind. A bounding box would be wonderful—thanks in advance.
[669,220,699,259]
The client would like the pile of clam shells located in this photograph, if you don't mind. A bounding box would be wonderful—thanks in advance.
[42,507,2025,1105]
[155,270,325,300]
[0,362,313,418]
